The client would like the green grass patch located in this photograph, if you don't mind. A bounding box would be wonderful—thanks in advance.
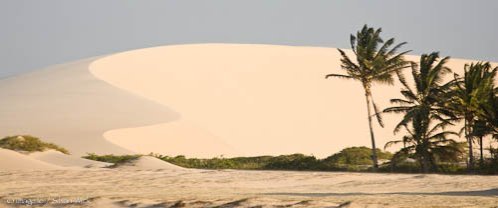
[0,135,69,154]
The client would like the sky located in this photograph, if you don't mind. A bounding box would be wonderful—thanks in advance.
[1,0,497,78]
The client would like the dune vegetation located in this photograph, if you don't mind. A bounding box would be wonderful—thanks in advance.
[82,147,392,172]
[82,153,141,164]
[0,135,69,154]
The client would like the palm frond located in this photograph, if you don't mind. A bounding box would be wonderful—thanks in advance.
[325,74,354,80]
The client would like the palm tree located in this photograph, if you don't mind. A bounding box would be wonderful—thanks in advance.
[326,25,411,169]
[384,52,459,172]
[449,62,497,170]
[385,125,461,172]
[468,65,498,168]
[480,87,498,135]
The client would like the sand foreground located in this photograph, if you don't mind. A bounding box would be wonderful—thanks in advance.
[0,169,497,208]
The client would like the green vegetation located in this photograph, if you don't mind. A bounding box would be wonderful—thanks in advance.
[324,146,392,165]
[325,24,411,169]
[82,153,141,164]
[0,135,69,154]
[83,147,392,172]
[153,154,322,170]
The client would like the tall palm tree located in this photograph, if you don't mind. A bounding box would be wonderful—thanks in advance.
[480,86,498,135]
[468,65,498,168]
[449,62,497,170]
[326,25,411,169]
[384,52,458,172]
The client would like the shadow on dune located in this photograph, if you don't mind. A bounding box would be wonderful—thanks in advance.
[264,188,498,197]
[0,57,179,156]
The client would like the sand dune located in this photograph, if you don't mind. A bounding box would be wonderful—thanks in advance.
[90,44,497,158]
[112,156,185,170]
[0,148,62,170]
[29,150,111,168]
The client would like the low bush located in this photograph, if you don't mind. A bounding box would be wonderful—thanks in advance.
[0,135,69,154]
[324,146,392,165]
[83,153,141,164]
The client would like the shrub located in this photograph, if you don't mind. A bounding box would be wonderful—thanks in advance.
[263,154,320,170]
[324,146,392,165]
[83,153,141,164]
[0,135,69,154]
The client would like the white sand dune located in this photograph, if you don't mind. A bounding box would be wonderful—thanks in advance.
[90,44,498,158]
[0,148,62,170]
[112,156,185,170]
[29,150,112,168]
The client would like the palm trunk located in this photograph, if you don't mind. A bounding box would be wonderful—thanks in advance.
[465,118,475,171]
[363,85,379,170]
[479,136,484,168]
[417,144,431,173]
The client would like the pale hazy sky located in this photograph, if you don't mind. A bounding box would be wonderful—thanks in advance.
[1,0,497,78]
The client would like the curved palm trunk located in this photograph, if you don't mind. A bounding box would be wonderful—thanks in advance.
[363,85,379,170]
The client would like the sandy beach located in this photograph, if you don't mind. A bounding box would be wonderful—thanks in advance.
[1,168,497,208]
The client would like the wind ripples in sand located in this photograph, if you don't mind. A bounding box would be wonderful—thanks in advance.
[1,169,498,207]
